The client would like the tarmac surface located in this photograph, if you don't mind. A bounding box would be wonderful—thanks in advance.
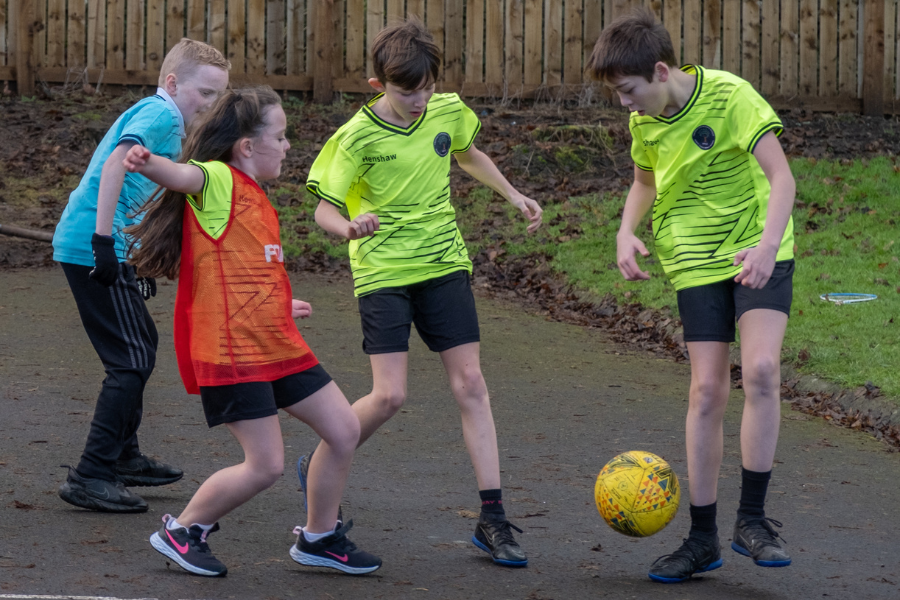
[0,267,898,600]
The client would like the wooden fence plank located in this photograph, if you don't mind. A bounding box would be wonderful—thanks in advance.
[166,0,185,53]
[332,0,344,79]
[445,0,464,84]
[683,0,701,65]
[703,0,721,68]
[247,0,265,74]
[885,0,895,101]
[387,0,403,23]
[780,0,799,96]
[0,0,7,67]
[525,0,543,86]
[564,0,584,86]
[506,0,524,91]
[584,0,602,69]
[545,0,562,86]
[484,0,503,88]
[107,0,125,69]
[799,0,817,95]
[662,0,682,63]
[407,0,425,18]
[863,0,885,114]
[285,0,301,75]
[146,0,165,72]
[760,0,779,94]
[313,0,332,102]
[47,0,65,68]
[367,0,384,77]
[896,0,900,97]
[426,0,444,62]
[268,0,286,75]
[227,0,247,75]
[838,0,858,95]
[33,0,46,67]
[209,0,226,51]
[126,0,145,71]
[722,0,740,75]
[67,0,87,67]
[742,0,760,89]
[18,0,35,94]
[87,0,106,68]
[819,0,838,95]
[345,0,365,80]
[188,0,205,41]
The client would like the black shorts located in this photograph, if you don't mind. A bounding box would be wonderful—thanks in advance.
[199,364,332,427]
[677,260,794,343]
[358,270,481,354]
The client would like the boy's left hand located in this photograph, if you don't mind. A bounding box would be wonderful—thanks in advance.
[733,246,776,289]
[291,299,312,319]
[508,192,543,233]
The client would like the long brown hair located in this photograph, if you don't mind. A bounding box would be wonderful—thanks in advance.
[126,86,283,279]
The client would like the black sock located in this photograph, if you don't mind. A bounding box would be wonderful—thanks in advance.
[738,467,771,519]
[479,489,505,519]
[689,502,718,538]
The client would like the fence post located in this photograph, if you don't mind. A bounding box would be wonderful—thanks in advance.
[16,0,36,96]
[313,0,334,103]
[863,0,885,116]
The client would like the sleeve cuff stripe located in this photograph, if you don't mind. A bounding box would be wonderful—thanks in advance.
[635,163,653,172]
[306,183,345,208]
[451,121,482,154]
[119,134,146,146]
[748,122,783,153]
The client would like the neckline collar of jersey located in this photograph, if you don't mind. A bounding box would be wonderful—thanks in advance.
[652,65,702,125]
[155,87,186,138]
[362,93,427,135]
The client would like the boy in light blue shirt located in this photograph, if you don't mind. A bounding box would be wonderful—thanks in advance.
[53,39,230,513]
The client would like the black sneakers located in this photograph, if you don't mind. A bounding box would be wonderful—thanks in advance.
[116,454,183,487]
[289,519,382,575]
[150,514,227,577]
[58,465,147,513]
[732,516,791,567]
[472,513,528,567]
[648,535,723,583]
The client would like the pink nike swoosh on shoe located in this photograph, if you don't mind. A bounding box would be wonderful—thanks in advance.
[165,530,190,554]
[325,551,349,562]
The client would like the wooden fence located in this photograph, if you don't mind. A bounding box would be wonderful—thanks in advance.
[1,0,895,114]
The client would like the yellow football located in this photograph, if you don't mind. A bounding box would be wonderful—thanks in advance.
[595,451,681,537]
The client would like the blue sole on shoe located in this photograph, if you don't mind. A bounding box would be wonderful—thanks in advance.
[471,536,528,567]
[731,542,791,567]
[647,558,723,583]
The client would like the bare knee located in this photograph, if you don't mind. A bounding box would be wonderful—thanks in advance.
[689,378,729,419]
[322,414,360,456]
[249,458,284,490]
[742,356,780,399]
[372,387,407,416]
[451,367,489,408]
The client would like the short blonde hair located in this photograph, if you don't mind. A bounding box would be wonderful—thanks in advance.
[158,38,230,87]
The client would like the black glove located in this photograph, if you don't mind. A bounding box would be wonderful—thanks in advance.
[137,277,156,300]
[88,233,120,286]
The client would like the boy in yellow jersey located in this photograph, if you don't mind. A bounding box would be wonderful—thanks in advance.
[588,9,795,583]
[306,18,541,567]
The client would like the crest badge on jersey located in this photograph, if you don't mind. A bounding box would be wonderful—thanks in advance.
[433,132,451,157]
[692,125,715,150]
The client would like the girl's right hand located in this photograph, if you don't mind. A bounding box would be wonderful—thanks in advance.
[616,231,651,281]
[123,145,151,172]
[348,213,380,240]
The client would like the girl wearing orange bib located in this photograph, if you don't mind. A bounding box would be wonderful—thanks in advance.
[124,87,381,577]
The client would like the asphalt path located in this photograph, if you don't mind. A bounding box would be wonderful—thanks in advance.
[0,267,898,600]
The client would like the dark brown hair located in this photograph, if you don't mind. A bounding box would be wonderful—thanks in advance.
[126,86,282,280]
[372,18,441,90]
[586,7,677,83]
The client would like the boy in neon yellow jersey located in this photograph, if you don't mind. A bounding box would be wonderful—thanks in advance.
[588,9,796,583]
[307,18,541,567]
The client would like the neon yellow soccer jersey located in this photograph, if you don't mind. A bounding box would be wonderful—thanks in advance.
[307,93,481,296]
[630,65,795,291]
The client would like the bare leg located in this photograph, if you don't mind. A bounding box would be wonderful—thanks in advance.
[283,381,360,533]
[352,352,409,446]
[737,309,788,472]
[178,415,284,526]
[684,341,732,507]
[439,342,500,491]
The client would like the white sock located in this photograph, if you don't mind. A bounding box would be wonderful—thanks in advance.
[303,522,338,542]
[166,517,185,531]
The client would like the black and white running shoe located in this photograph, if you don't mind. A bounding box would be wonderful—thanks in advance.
[150,514,227,577]
[289,519,381,575]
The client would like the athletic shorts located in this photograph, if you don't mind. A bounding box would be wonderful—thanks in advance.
[677,259,794,343]
[357,270,481,354]
[199,364,332,427]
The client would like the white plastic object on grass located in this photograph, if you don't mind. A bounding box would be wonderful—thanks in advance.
[819,293,877,305]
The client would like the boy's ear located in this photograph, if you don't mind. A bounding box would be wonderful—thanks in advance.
[164,73,178,95]
[655,62,670,83]
[368,78,385,93]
